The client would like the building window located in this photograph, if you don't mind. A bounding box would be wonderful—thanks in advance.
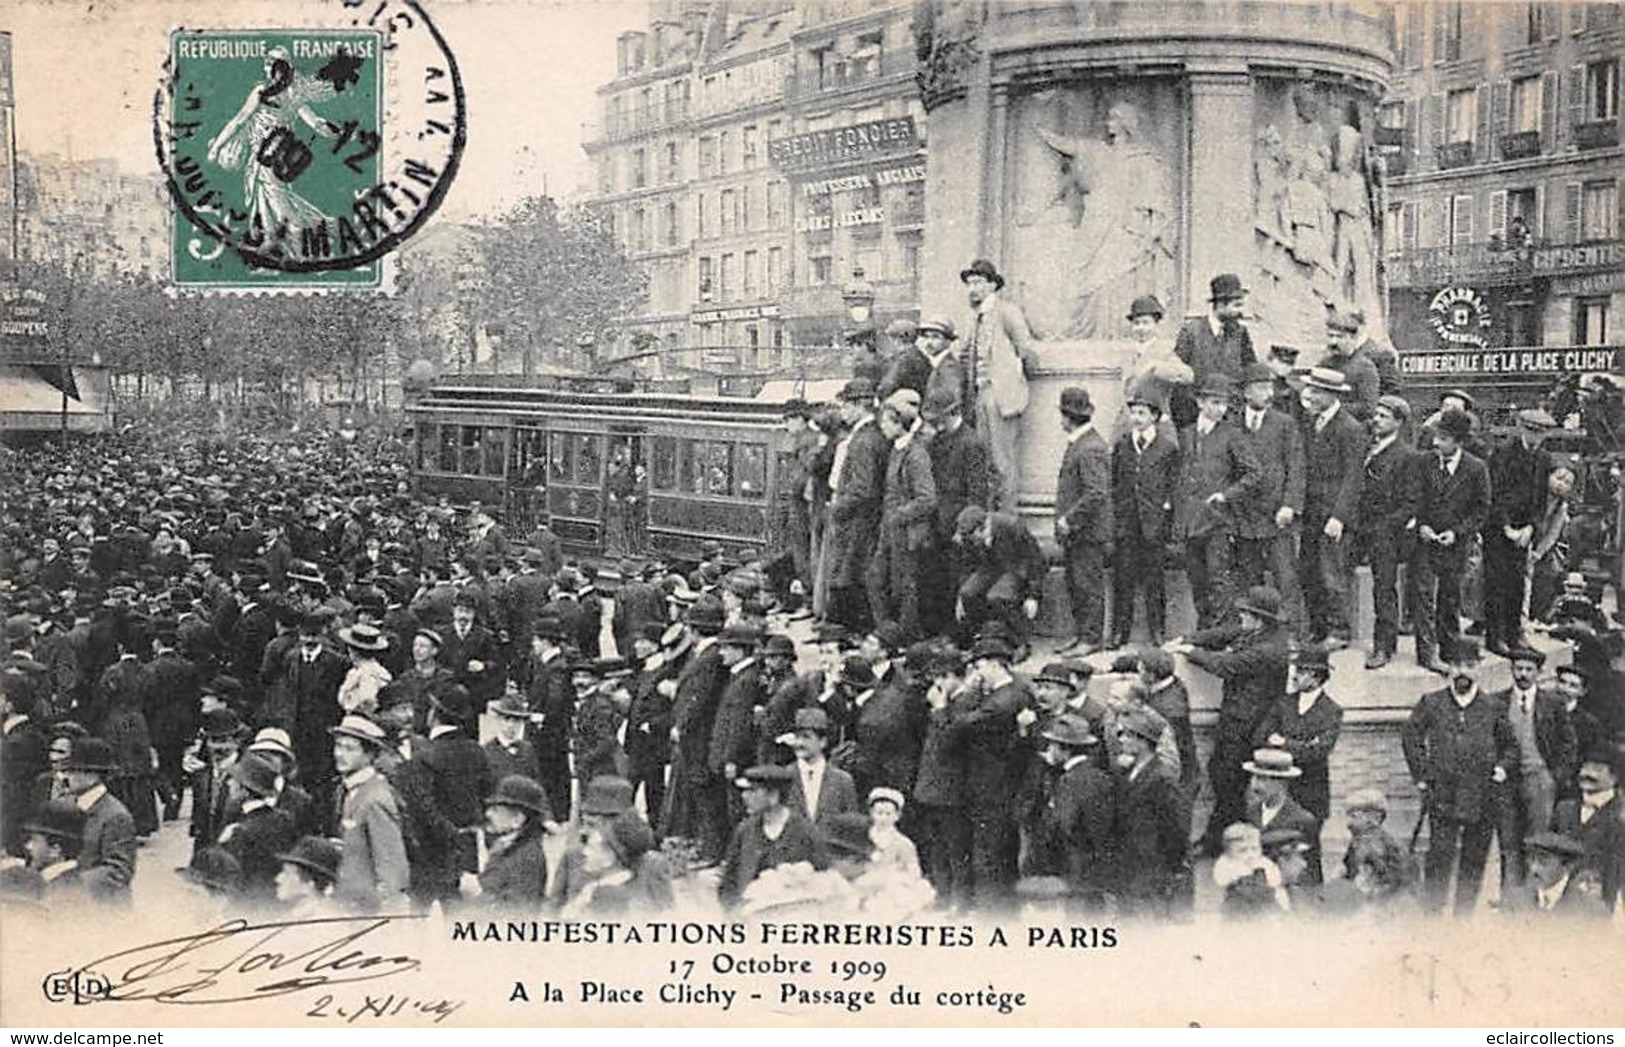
[1587,60,1620,122]
[809,255,832,285]
[663,201,679,246]
[631,149,646,189]
[741,185,754,231]
[1511,75,1542,133]
[766,181,786,227]
[1574,297,1609,345]
[742,125,758,167]
[901,242,920,282]
[665,142,681,182]
[767,246,783,294]
[698,256,713,299]
[630,207,647,252]
[720,253,735,299]
[1435,1,1464,63]
[719,131,732,175]
[1581,180,1617,241]
[1507,187,1538,242]
[720,189,736,235]
[1378,101,1405,131]
[743,250,759,297]
[698,137,715,178]
[1398,4,1424,68]
[697,193,710,238]
[811,45,833,89]
[1449,193,1474,246]
[1446,88,1476,143]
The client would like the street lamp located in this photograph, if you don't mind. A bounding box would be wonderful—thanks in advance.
[841,265,875,324]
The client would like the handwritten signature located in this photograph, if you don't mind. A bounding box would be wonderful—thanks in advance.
[61,915,426,1005]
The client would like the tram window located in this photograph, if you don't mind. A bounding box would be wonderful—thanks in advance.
[459,427,484,475]
[575,433,602,484]
[517,431,548,486]
[704,442,735,497]
[678,440,702,494]
[438,427,458,472]
[738,443,766,501]
[483,428,506,477]
[652,437,677,491]
[551,432,574,481]
[416,424,435,470]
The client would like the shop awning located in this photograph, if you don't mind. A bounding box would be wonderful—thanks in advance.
[0,365,109,432]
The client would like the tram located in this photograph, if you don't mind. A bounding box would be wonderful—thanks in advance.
[405,377,819,564]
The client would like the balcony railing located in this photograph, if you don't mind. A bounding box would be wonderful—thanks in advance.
[1373,125,1407,147]
[1436,140,1475,169]
[1499,129,1542,160]
[1388,236,1625,287]
[783,51,915,102]
[585,98,691,143]
[1575,119,1620,150]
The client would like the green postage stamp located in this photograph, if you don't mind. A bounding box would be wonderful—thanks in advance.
[159,5,465,291]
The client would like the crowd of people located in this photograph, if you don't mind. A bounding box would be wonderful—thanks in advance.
[1,258,1622,925]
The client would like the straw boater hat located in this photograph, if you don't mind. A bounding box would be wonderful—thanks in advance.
[1242,748,1302,779]
[1300,367,1352,393]
[339,622,389,652]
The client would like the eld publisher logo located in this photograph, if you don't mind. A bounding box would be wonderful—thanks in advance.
[42,969,110,1004]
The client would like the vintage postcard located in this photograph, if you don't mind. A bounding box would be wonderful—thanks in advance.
[1,0,1622,1031]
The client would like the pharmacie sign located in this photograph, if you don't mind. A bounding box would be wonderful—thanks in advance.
[1428,286,1493,349]
[768,117,918,172]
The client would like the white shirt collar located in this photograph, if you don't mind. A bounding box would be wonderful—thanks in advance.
[1063,754,1091,772]
[729,656,756,676]
[1066,422,1095,445]
[1135,427,1157,448]
[1582,788,1615,813]
[924,345,955,368]
[1451,684,1478,709]
[343,766,379,790]
[2,713,26,736]
[853,687,876,709]
[1208,313,1225,337]
[75,783,107,811]
[1368,432,1397,457]
[1537,872,1572,910]
[428,724,458,740]
[40,859,79,883]
[978,292,1000,316]
[241,796,274,815]
[1316,401,1341,428]
[1442,448,1463,475]
[1297,687,1322,715]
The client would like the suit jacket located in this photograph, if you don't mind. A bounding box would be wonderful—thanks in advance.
[612,580,668,654]
[1185,622,1294,736]
[1357,436,1424,538]
[946,678,1027,816]
[1245,792,1322,842]
[1415,451,1492,541]
[923,351,967,414]
[826,420,891,589]
[78,787,137,903]
[881,434,938,553]
[1112,429,1181,542]
[1493,687,1577,785]
[574,692,631,782]
[527,653,575,760]
[625,659,677,771]
[1301,405,1367,528]
[334,769,411,912]
[1487,440,1553,535]
[848,680,928,797]
[477,827,550,909]
[671,642,727,776]
[718,809,829,906]
[878,345,934,399]
[1402,688,1518,824]
[1055,427,1112,546]
[1253,690,1345,783]
[1552,794,1624,912]
[141,650,202,748]
[222,802,298,903]
[409,729,490,893]
[966,293,1039,418]
[1174,316,1256,385]
[441,622,504,703]
[925,422,991,541]
[191,760,242,848]
[2,717,48,854]
[707,661,763,779]
[1174,420,1260,539]
[484,737,543,786]
[788,760,861,828]
[969,515,1046,600]
[1045,758,1118,891]
[1314,350,1380,421]
[1109,758,1191,896]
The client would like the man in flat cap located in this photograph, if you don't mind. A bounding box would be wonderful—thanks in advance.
[1483,408,1556,657]
[718,764,829,907]
[1500,831,1607,916]
[869,389,938,639]
[913,318,967,413]
[329,715,410,913]
[1353,395,1423,669]
[1411,410,1491,675]
[1316,310,1380,422]
[1054,386,1111,655]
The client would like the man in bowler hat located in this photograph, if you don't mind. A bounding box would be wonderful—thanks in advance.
[1171,274,1256,429]
[1054,386,1112,655]
[960,259,1040,512]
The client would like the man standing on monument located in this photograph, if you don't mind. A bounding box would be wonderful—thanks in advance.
[1172,274,1256,430]
[961,259,1040,513]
